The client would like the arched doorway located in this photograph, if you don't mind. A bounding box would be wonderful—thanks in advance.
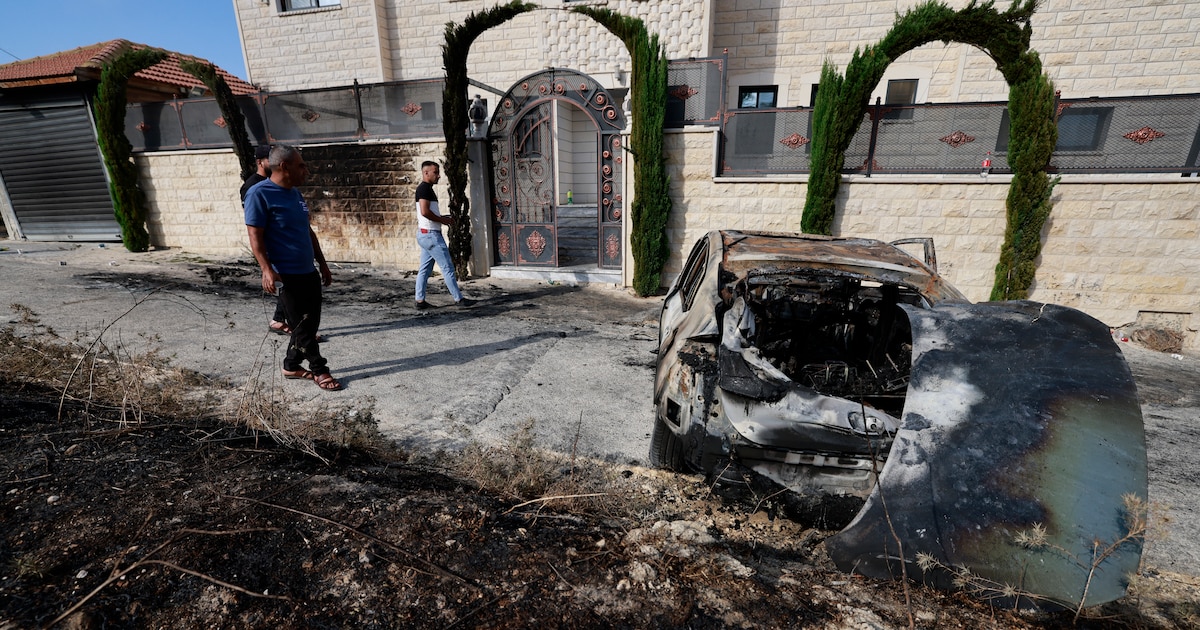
[487,69,626,270]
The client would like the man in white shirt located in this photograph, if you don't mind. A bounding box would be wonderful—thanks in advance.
[413,161,473,308]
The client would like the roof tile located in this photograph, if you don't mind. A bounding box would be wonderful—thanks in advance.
[0,39,256,95]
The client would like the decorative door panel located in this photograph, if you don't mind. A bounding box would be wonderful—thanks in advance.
[511,102,556,265]
[598,133,624,268]
[488,69,627,269]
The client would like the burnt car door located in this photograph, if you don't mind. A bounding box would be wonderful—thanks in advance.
[826,300,1146,610]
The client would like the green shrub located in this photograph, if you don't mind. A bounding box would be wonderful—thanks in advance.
[94,45,166,252]
[573,7,671,296]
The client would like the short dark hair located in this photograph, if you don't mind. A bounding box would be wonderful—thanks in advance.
[421,160,439,170]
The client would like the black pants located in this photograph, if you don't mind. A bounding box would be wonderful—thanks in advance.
[272,292,287,323]
[278,271,328,375]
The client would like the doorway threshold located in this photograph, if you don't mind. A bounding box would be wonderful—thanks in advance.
[487,264,622,287]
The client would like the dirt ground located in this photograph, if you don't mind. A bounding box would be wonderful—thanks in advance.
[2,381,1197,630]
[2,246,1200,628]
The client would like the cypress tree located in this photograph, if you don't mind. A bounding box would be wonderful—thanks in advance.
[180,58,256,180]
[573,7,671,296]
[802,0,1056,299]
[442,1,536,279]
[94,45,167,252]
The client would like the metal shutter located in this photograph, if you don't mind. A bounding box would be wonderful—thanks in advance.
[0,98,121,241]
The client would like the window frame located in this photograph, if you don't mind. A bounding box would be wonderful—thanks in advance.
[1054,106,1114,152]
[279,0,340,12]
[882,79,918,122]
[737,86,778,110]
[994,105,1114,154]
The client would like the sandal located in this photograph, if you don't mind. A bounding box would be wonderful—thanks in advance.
[314,373,343,391]
[270,321,326,342]
[282,368,314,380]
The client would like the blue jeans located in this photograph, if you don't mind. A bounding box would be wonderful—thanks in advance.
[416,230,462,302]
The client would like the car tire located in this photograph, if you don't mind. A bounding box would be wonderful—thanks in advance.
[648,415,686,471]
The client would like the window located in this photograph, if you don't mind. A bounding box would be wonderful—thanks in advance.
[1055,107,1113,151]
[281,0,340,11]
[883,79,917,121]
[885,79,917,106]
[666,85,687,127]
[738,86,777,109]
[731,109,777,156]
[994,106,1114,153]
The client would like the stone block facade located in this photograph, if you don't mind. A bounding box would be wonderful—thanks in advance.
[713,0,1200,105]
[297,141,443,266]
[137,141,445,269]
[235,1,1198,105]
[236,0,710,93]
[233,0,391,91]
[139,150,248,257]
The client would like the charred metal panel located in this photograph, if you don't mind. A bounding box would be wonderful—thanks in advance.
[717,231,967,304]
[826,301,1146,609]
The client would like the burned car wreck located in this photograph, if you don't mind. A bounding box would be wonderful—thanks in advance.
[651,230,1147,610]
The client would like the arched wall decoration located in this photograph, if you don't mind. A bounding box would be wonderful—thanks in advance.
[802,0,1058,301]
[443,2,669,291]
[442,1,538,278]
[488,68,626,268]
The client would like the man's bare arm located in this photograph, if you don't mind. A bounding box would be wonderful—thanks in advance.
[247,225,279,294]
[309,228,332,286]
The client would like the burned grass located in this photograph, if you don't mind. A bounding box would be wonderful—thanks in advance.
[2,312,1198,628]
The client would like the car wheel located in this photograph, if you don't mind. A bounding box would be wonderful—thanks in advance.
[648,414,686,471]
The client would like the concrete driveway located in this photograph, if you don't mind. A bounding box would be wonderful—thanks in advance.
[0,241,662,464]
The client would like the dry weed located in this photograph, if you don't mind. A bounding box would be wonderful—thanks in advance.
[3,303,378,462]
[1,304,218,427]
[449,419,629,518]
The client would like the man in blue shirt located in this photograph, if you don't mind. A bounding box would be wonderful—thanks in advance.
[239,144,289,335]
[244,145,341,391]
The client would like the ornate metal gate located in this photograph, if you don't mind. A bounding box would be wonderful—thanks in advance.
[489,69,625,268]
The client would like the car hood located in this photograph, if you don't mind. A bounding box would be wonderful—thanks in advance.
[825,300,1147,609]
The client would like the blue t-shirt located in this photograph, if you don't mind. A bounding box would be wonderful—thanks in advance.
[244,180,315,275]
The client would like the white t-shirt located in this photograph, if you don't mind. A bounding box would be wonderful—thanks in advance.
[415,181,441,232]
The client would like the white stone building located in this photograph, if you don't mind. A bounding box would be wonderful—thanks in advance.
[137,0,1200,349]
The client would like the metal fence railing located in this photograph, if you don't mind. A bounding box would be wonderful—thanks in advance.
[1049,93,1200,173]
[666,54,727,128]
[720,93,1200,177]
[124,66,1200,178]
[125,78,445,151]
[722,108,815,174]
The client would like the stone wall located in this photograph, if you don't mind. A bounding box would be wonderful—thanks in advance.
[297,142,444,266]
[137,141,445,269]
[235,0,709,93]
[139,150,248,257]
[662,129,1200,351]
[139,132,1200,352]
[233,0,389,91]
[235,1,1198,104]
[713,0,1200,106]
